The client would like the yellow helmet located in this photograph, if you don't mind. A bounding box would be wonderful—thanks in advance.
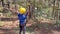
[19,7,26,14]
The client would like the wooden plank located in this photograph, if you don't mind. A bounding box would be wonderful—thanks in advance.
[0,18,18,21]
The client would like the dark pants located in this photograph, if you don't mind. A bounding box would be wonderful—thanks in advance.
[19,23,26,34]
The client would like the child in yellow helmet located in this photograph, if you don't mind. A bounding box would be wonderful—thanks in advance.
[18,7,28,34]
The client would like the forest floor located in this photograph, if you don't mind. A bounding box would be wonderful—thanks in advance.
[0,19,60,34]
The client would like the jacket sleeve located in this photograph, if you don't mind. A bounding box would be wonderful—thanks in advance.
[25,12,28,16]
[18,13,20,19]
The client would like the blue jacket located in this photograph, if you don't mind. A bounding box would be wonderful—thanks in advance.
[18,12,28,25]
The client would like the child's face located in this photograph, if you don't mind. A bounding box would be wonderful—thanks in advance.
[19,12,26,15]
[23,12,26,15]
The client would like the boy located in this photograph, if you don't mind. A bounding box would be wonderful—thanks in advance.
[18,7,28,34]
